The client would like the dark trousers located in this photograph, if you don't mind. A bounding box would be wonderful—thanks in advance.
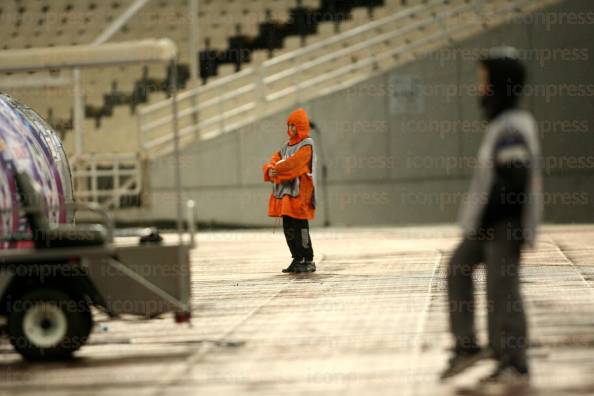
[282,216,314,261]
[447,220,528,369]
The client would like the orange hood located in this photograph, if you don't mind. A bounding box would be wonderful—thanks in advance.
[287,108,310,145]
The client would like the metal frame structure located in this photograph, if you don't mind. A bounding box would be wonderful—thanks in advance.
[70,152,142,209]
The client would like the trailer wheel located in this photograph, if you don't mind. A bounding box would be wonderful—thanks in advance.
[7,289,93,361]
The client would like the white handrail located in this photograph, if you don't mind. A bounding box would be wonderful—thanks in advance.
[264,5,471,83]
[137,3,446,150]
[142,102,257,150]
[268,24,467,103]
[137,1,449,116]
[270,0,530,101]
[142,83,256,133]
[138,0,541,156]
[264,2,472,85]
[261,0,448,67]
[138,67,256,114]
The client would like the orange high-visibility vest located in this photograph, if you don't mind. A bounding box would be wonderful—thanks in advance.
[263,108,317,220]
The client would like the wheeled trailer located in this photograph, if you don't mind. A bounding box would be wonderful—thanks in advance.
[0,171,194,361]
[0,39,195,360]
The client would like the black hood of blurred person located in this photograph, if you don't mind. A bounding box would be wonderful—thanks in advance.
[478,47,526,122]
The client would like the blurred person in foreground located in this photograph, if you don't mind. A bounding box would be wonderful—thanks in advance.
[263,108,317,273]
[440,47,543,385]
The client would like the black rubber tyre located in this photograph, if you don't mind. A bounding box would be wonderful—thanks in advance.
[6,288,93,361]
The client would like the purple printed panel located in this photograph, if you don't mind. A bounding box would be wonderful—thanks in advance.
[0,94,74,248]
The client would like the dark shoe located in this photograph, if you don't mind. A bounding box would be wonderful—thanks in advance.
[282,258,302,273]
[440,346,490,381]
[139,228,163,244]
[294,260,316,273]
[479,363,529,385]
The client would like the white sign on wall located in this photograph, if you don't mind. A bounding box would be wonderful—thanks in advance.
[389,75,423,114]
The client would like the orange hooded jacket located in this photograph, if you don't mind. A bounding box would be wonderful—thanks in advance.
[263,108,315,220]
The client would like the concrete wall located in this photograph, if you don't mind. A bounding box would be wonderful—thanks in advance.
[146,0,594,227]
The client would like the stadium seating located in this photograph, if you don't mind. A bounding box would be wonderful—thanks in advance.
[0,0,560,158]
[2,1,389,153]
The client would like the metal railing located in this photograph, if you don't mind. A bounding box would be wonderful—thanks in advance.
[70,152,142,209]
[137,0,541,157]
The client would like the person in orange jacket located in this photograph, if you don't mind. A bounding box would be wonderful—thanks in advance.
[263,108,317,273]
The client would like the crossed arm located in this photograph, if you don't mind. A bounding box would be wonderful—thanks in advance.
[263,146,312,183]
